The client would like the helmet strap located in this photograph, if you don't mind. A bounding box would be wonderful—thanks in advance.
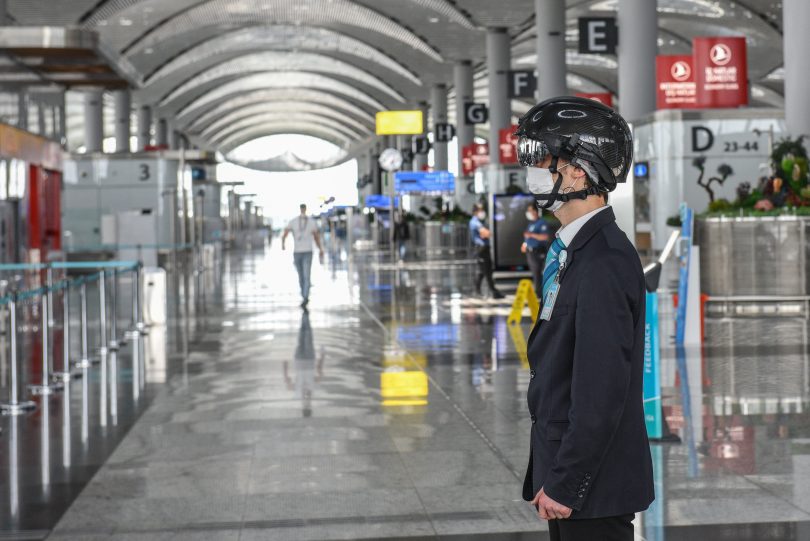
[532,155,603,209]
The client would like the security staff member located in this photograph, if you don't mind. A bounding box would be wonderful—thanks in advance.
[521,203,551,295]
[516,97,654,541]
[469,203,504,299]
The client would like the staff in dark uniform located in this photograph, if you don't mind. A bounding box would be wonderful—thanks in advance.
[516,96,654,541]
[469,203,504,299]
[521,203,551,295]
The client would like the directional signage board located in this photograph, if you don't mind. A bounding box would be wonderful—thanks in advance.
[578,17,617,55]
[508,70,537,99]
[364,194,400,208]
[434,123,456,143]
[656,55,697,109]
[464,102,489,125]
[412,136,431,155]
[394,171,455,194]
[693,36,748,108]
[375,110,424,135]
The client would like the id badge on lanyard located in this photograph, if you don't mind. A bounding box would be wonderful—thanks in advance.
[540,249,567,321]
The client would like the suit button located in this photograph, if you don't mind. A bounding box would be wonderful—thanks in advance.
[530,370,536,379]
[530,415,536,424]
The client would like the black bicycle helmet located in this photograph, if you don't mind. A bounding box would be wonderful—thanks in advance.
[515,96,633,196]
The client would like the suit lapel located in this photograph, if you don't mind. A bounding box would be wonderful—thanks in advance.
[526,207,616,351]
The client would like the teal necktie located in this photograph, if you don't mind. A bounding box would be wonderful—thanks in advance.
[541,237,566,301]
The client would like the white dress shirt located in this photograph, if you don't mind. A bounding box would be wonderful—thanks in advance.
[557,206,610,247]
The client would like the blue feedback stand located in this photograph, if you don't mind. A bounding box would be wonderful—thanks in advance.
[675,204,694,345]
[643,291,663,439]
[394,171,455,194]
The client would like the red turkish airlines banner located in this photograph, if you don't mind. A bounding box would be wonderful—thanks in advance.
[693,36,748,108]
[499,126,519,165]
[575,92,613,108]
[461,143,489,176]
[656,55,697,109]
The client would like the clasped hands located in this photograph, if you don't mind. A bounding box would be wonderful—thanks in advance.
[531,487,572,521]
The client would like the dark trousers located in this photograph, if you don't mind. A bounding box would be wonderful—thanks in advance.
[548,514,634,541]
[475,245,499,295]
[525,248,546,296]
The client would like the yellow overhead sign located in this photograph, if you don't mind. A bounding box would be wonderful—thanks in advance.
[375,110,424,135]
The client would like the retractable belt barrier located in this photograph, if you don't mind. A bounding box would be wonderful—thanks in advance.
[0,261,147,416]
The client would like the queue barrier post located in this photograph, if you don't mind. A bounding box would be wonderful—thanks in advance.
[46,264,55,327]
[109,269,121,351]
[98,270,108,356]
[52,281,73,383]
[0,295,37,414]
[28,293,63,396]
[75,280,92,369]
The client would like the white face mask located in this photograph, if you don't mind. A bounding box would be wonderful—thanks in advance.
[526,165,573,213]
[525,211,536,221]
[476,211,487,220]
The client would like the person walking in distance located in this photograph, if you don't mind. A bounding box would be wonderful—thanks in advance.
[282,204,324,309]
[521,203,551,296]
[469,203,504,299]
[516,97,654,541]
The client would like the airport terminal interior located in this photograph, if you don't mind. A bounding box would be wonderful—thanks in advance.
[2,0,810,540]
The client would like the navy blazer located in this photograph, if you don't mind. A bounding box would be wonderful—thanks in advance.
[522,207,654,519]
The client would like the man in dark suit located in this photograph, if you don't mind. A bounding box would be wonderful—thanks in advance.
[515,97,654,541]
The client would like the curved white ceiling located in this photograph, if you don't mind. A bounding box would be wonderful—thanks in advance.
[184,88,375,132]
[159,51,406,107]
[210,112,364,146]
[218,123,354,151]
[175,72,386,122]
[123,0,443,62]
[144,25,422,87]
[200,102,371,140]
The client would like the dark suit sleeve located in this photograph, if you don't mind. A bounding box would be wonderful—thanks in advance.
[541,253,639,511]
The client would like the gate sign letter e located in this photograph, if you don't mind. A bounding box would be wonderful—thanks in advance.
[578,17,617,55]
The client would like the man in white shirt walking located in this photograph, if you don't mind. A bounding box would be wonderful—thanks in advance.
[282,204,324,309]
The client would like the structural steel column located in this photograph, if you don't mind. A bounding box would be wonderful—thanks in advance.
[155,118,168,147]
[431,84,449,171]
[618,0,657,121]
[0,0,7,25]
[17,92,27,131]
[83,90,104,153]
[114,90,131,153]
[784,0,810,137]
[536,0,568,100]
[137,105,151,151]
[454,61,474,172]
[413,102,428,172]
[487,28,511,165]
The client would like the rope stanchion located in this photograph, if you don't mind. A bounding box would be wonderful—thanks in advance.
[75,280,92,369]
[97,270,108,356]
[109,269,121,351]
[0,295,36,415]
[53,281,73,383]
[28,294,63,396]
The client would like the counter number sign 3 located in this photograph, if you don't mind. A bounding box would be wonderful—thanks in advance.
[379,148,404,172]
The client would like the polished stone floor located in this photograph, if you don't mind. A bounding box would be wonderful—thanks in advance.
[3,244,810,540]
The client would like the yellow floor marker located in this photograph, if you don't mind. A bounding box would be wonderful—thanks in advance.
[507,279,540,369]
